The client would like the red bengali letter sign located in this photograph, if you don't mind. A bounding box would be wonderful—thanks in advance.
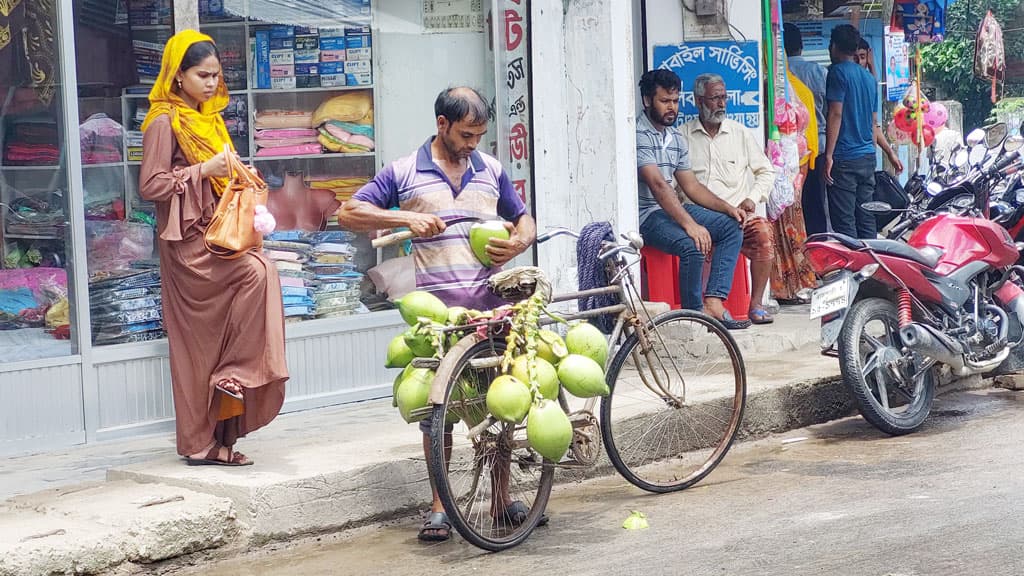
[509,123,529,160]
[505,9,523,52]
[512,179,527,202]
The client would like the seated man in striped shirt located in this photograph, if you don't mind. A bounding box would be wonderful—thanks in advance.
[682,73,777,324]
[636,69,749,329]
[339,87,537,543]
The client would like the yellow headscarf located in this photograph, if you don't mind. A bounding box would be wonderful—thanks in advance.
[141,29,234,196]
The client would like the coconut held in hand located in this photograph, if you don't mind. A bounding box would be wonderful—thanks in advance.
[469,220,510,268]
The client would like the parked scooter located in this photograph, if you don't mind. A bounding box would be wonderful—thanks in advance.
[804,124,1024,435]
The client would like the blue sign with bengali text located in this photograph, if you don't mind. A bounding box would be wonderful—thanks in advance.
[653,41,762,130]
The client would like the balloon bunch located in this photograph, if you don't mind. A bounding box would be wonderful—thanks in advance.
[767,93,812,221]
[887,83,949,148]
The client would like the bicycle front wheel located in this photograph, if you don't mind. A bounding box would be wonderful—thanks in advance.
[430,336,554,552]
[601,309,746,493]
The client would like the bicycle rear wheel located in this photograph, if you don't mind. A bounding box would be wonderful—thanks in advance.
[601,309,746,493]
[430,335,554,552]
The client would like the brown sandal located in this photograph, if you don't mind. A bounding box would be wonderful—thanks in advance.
[215,379,244,401]
[184,443,254,467]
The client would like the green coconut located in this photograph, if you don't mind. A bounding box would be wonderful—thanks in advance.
[396,368,435,423]
[509,355,560,400]
[565,322,609,368]
[395,290,448,326]
[469,221,510,268]
[557,354,610,398]
[485,374,532,423]
[403,327,436,358]
[450,376,486,427]
[392,364,417,407]
[385,334,415,368]
[447,306,469,325]
[536,329,569,365]
[526,399,573,462]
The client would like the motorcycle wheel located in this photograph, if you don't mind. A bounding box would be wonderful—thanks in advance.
[838,298,937,435]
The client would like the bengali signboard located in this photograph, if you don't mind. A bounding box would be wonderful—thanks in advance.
[652,41,762,130]
[498,0,531,206]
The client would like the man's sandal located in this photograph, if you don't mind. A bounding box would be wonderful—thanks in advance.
[495,500,549,528]
[418,511,452,542]
[749,307,774,325]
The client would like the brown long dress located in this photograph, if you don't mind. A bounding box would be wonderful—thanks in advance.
[140,114,289,456]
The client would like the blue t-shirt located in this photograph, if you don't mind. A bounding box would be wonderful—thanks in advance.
[825,61,877,160]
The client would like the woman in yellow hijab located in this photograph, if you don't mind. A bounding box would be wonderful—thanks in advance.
[139,30,288,467]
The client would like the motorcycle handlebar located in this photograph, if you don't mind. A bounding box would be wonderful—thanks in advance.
[990,150,1021,175]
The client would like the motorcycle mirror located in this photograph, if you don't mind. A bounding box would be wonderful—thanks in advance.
[969,144,987,165]
[986,122,1008,149]
[1005,135,1024,153]
[926,181,944,196]
[861,201,893,214]
[966,128,987,147]
[954,149,970,168]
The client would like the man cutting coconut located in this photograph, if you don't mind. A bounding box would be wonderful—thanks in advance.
[338,86,537,542]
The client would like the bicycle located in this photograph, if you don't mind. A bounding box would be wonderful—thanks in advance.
[384,225,747,551]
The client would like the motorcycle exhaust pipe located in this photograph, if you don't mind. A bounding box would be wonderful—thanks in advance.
[899,323,966,372]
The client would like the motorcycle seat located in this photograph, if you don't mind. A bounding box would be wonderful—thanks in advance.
[808,232,942,269]
[861,239,943,268]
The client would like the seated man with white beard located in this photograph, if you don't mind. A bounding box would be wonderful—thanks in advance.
[636,69,749,330]
[682,73,777,324]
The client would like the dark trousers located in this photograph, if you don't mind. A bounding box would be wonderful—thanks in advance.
[802,154,828,236]
[827,154,876,239]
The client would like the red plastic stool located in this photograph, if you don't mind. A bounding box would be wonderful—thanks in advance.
[722,254,751,322]
[640,246,680,309]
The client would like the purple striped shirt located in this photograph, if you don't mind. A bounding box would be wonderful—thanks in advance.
[354,137,527,309]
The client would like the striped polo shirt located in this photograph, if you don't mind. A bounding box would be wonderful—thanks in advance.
[636,111,691,226]
[353,137,526,310]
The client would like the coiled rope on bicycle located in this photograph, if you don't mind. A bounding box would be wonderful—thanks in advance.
[577,221,619,333]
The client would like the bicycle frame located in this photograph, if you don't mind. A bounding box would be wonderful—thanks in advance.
[416,230,688,420]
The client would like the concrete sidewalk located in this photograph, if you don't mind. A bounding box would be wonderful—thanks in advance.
[0,307,986,575]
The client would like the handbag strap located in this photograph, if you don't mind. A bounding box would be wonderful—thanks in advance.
[223,143,267,189]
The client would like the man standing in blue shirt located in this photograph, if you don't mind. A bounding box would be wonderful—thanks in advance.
[824,24,881,239]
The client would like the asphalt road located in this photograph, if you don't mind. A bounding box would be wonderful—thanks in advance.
[173,388,1024,576]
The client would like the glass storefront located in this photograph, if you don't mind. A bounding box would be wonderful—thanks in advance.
[0,0,530,357]
[0,0,78,361]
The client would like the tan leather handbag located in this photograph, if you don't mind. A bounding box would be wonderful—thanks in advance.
[204,145,268,259]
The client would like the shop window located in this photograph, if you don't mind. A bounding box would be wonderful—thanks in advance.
[0,0,77,361]
[68,0,533,344]
[74,0,171,345]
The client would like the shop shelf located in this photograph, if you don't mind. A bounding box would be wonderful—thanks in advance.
[250,85,374,95]
[251,152,374,162]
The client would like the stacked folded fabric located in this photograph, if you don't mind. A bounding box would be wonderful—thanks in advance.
[79,113,124,164]
[264,231,366,320]
[254,128,321,157]
[4,119,60,166]
[89,267,165,345]
[310,92,376,155]
[306,234,363,318]
[263,234,316,319]
[254,110,314,130]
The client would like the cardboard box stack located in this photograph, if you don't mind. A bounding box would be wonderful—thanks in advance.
[253,22,372,90]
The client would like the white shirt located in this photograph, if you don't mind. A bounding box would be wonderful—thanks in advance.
[683,118,775,207]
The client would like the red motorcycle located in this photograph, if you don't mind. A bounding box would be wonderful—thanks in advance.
[805,143,1024,435]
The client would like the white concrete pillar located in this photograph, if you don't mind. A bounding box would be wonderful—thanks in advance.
[531,0,639,294]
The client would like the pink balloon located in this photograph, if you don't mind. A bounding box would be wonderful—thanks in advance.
[930,102,949,128]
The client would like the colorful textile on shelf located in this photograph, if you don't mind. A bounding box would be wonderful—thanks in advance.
[254,143,323,157]
[254,110,314,130]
